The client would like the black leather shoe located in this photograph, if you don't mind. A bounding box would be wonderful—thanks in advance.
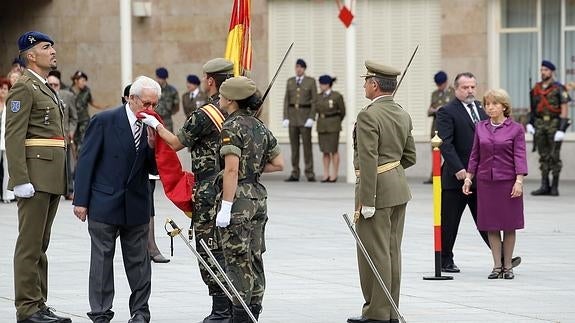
[307,176,316,182]
[150,253,170,263]
[441,263,460,273]
[128,313,147,323]
[39,307,71,323]
[347,315,389,323]
[284,176,299,182]
[390,320,399,323]
[423,179,433,184]
[17,311,59,323]
[511,256,521,268]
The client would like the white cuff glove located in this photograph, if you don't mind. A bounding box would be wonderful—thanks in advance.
[282,119,289,128]
[216,200,233,228]
[361,206,376,219]
[304,118,314,128]
[554,130,565,142]
[13,183,35,198]
[526,123,535,135]
[140,113,161,130]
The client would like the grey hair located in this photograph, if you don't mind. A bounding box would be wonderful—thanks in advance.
[130,76,161,98]
[373,77,397,93]
[454,72,476,88]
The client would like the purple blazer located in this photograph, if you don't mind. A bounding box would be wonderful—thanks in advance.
[467,118,528,181]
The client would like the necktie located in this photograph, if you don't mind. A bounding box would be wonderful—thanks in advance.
[297,77,302,85]
[467,103,480,124]
[134,120,142,150]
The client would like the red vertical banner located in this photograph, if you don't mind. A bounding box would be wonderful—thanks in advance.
[225,0,252,76]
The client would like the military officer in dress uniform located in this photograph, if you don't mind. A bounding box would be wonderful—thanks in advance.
[215,76,284,322]
[6,31,71,323]
[423,71,455,184]
[140,58,234,323]
[527,60,571,196]
[283,58,317,182]
[182,74,208,118]
[315,74,346,183]
[154,67,180,132]
[348,60,416,323]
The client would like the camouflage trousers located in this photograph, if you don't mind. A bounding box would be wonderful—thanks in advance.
[74,120,89,154]
[191,180,227,296]
[534,118,562,176]
[219,197,268,306]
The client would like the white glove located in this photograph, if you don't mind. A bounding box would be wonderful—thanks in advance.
[361,206,376,219]
[554,130,565,142]
[216,200,233,228]
[140,113,161,130]
[13,183,35,198]
[282,119,289,128]
[304,118,314,128]
[526,123,535,135]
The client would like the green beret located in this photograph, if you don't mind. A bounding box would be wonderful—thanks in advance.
[220,76,257,101]
[203,58,234,75]
[360,60,401,79]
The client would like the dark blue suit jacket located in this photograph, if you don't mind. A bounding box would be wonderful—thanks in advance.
[73,105,156,225]
[436,98,487,190]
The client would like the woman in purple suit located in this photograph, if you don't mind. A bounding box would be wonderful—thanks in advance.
[463,89,527,280]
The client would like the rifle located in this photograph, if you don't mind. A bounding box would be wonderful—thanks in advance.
[529,74,536,152]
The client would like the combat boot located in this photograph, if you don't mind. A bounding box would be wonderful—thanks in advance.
[201,295,232,323]
[531,175,550,196]
[549,175,560,196]
[232,305,250,323]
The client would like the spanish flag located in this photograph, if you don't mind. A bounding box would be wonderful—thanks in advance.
[225,0,252,76]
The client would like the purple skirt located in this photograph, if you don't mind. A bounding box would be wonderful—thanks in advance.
[476,179,525,231]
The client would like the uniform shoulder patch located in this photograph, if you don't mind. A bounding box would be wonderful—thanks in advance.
[10,101,21,112]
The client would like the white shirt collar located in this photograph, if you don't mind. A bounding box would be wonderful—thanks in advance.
[27,68,47,83]
[371,94,392,103]
[324,89,332,96]
[192,88,200,98]
[125,103,138,133]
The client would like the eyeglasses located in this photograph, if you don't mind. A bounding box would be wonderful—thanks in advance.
[135,95,158,109]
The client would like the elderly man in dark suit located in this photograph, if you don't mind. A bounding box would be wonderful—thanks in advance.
[436,72,521,273]
[73,76,158,323]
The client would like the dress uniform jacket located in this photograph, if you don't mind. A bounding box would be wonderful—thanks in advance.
[316,90,345,133]
[354,96,416,208]
[182,89,208,118]
[283,76,317,127]
[5,69,67,195]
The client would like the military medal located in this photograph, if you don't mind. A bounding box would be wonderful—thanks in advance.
[44,107,50,125]
[328,99,334,109]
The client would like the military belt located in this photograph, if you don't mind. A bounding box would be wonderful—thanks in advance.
[355,161,401,177]
[320,113,340,118]
[289,104,311,109]
[25,138,66,148]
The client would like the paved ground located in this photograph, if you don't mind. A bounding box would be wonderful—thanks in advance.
[1,177,574,323]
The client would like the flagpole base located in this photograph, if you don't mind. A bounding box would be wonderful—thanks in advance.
[423,275,453,280]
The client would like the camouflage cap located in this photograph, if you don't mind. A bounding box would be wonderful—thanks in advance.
[220,76,257,100]
[203,58,234,75]
[360,60,401,79]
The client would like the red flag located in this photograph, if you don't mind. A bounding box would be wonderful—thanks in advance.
[225,0,252,76]
[137,110,194,218]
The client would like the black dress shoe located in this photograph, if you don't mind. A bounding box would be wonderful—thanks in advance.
[423,178,433,184]
[128,313,147,323]
[347,315,388,323]
[441,263,460,273]
[284,175,299,182]
[39,307,71,323]
[307,176,316,182]
[150,253,170,263]
[328,177,337,183]
[511,256,521,268]
[17,311,59,323]
[320,178,330,183]
[390,320,399,323]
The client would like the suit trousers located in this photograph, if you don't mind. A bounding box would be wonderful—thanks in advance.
[355,204,406,321]
[87,220,151,322]
[288,126,314,179]
[14,191,61,321]
[441,189,489,266]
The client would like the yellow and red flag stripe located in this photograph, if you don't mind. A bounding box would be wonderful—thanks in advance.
[225,0,252,76]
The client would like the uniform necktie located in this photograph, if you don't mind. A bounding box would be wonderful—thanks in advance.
[297,77,302,85]
[134,120,142,150]
[467,103,480,124]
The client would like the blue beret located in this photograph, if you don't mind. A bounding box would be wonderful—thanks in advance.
[187,74,200,85]
[541,60,556,71]
[156,67,169,79]
[319,75,333,85]
[296,59,307,69]
[18,31,54,52]
[434,71,448,84]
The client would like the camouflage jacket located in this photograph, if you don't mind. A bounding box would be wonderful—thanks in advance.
[73,86,93,122]
[220,110,281,199]
[530,81,570,118]
[156,83,179,119]
[177,103,227,180]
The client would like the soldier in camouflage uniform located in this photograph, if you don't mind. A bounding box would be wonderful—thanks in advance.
[215,76,283,323]
[140,58,235,323]
[424,71,455,184]
[154,67,180,132]
[527,60,571,196]
[70,70,105,154]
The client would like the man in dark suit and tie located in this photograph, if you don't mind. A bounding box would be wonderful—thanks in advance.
[73,76,158,323]
[436,72,490,273]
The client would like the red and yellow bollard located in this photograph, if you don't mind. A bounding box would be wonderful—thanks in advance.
[423,131,453,280]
